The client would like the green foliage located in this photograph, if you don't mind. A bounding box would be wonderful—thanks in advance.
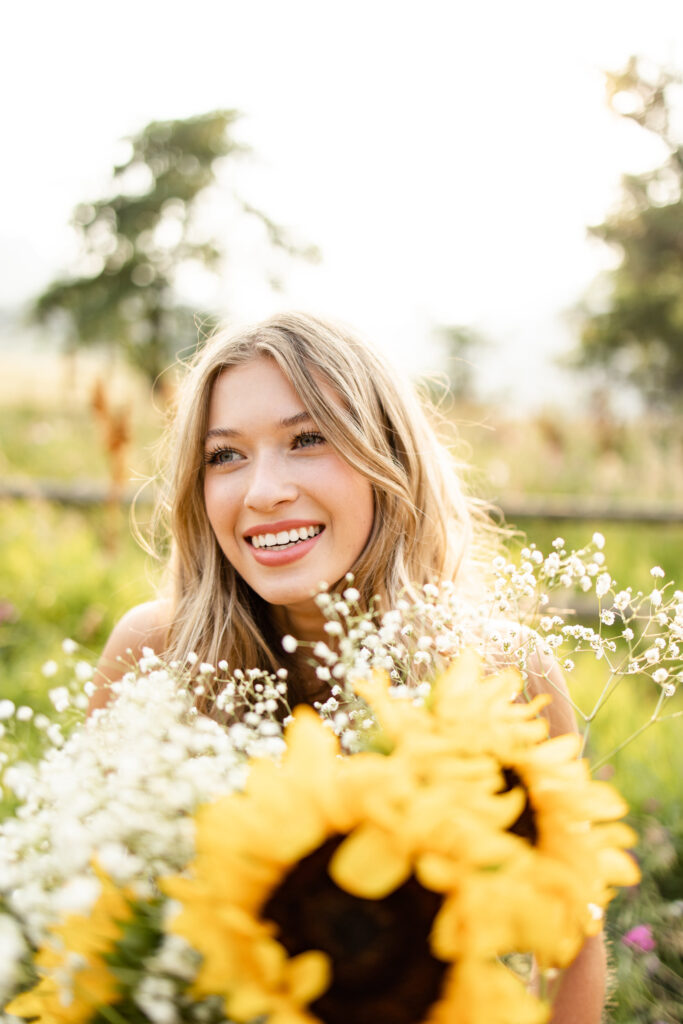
[0,401,163,482]
[31,110,319,389]
[0,501,152,709]
[575,57,683,407]
[104,898,165,986]
[586,704,683,1020]
[509,518,683,597]
[606,808,683,1023]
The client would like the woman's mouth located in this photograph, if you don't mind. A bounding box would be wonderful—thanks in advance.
[249,525,323,551]
[245,523,325,568]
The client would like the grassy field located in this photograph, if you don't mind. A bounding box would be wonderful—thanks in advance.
[455,401,683,506]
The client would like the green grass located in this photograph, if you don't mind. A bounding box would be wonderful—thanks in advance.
[0,401,164,484]
[509,518,683,596]
[0,500,155,710]
[567,652,683,814]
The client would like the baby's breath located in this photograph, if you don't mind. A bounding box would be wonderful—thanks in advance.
[292,535,683,763]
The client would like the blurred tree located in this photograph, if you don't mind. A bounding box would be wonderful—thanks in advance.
[574,57,683,407]
[434,324,489,401]
[32,110,319,392]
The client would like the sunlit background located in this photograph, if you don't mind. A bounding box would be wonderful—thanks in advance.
[2,0,682,408]
[1,8,683,1018]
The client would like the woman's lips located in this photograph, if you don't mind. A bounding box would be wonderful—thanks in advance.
[248,528,324,566]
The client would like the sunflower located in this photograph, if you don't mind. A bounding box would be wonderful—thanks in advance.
[353,649,552,766]
[356,651,640,968]
[487,732,640,965]
[162,651,640,1022]
[6,865,132,1024]
[163,707,543,1024]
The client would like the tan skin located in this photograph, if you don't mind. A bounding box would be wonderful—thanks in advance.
[89,360,607,1022]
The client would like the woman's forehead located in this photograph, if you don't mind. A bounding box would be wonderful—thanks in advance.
[213,354,344,402]
[206,355,345,429]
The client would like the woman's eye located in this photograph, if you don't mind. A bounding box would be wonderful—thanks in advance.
[204,447,242,466]
[294,431,325,450]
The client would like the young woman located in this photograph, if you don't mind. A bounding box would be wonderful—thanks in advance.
[90,311,606,1022]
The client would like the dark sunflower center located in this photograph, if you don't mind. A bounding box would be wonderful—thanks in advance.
[501,767,538,845]
[263,835,449,1024]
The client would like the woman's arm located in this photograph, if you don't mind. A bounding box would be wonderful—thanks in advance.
[88,599,171,714]
[524,645,577,739]
[548,934,607,1024]
[525,648,608,1024]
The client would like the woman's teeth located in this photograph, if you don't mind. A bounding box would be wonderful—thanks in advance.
[250,525,322,549]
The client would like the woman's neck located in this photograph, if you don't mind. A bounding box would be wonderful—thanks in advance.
[271,602,328,645]
[268,603,334,706]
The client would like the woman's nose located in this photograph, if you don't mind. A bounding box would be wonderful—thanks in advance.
[244,452,298,511]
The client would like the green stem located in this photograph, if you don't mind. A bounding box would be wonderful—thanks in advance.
[590,690,667,772]
[655,709,683,722]
[587,671,622,721]
[92,1004,131,1024]
[585,644,635,721]
[590,721,653,773]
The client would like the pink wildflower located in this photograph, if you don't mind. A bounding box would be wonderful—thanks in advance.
[622,924,656,952]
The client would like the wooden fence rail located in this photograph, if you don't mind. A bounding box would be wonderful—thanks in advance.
[2,480,683,524]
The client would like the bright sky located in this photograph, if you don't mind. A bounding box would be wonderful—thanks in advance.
[3,0,682,408]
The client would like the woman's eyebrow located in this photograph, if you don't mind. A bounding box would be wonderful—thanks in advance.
[204,411,314,443]
[280,411,314,428]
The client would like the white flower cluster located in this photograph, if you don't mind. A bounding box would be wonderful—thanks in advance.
[302,540,682,748]
[0,913,27,1010]
[0,663,287,970]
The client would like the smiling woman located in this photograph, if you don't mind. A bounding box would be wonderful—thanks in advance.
[90,311,497,707]
[87,310,608,1021]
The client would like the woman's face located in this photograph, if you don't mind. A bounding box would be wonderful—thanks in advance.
[203,356,374,631]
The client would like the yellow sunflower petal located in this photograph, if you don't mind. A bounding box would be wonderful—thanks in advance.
[434,647,486,698]
[596,845,641,887]
[432,856,585,968]
[221,948,328,1024]
[430,958,549,1024]
[225,978,274,1022]
[7,868,131,1024]
[329,823,412,898]
[5,989,52,1023]
[286,950,331,1004]
[415,852,468,892]
[353,670,432,743]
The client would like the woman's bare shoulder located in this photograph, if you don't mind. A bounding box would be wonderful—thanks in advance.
[89,599,173,712]
[106,599,173,655]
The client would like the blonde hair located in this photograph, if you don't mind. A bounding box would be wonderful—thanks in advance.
[154,311,501,683]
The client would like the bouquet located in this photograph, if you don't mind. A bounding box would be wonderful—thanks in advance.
[0,535,680,1024]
